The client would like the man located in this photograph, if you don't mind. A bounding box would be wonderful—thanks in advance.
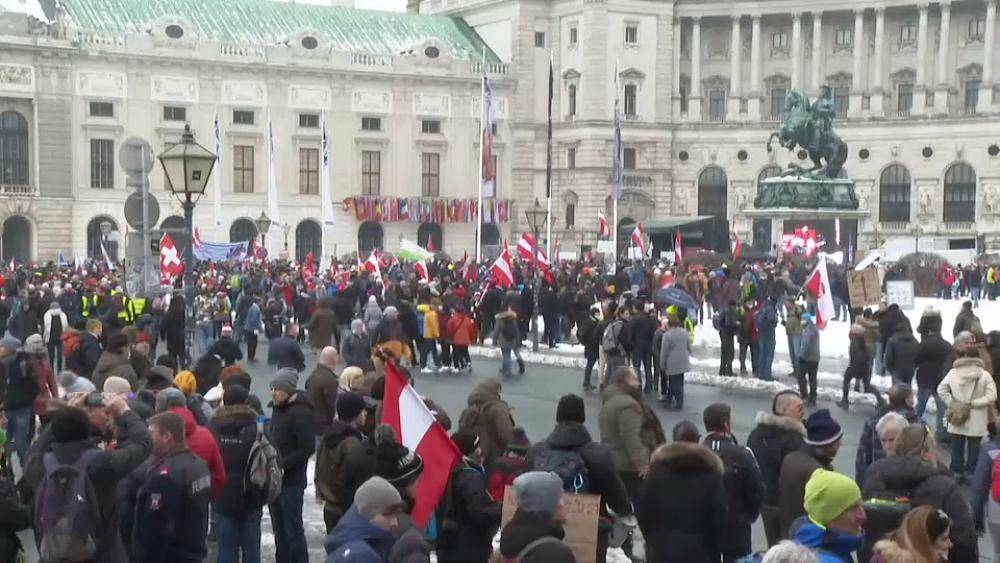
[267,324,306,372]
[315,391,371,532]
[340,319,372,371]
[854,384,920,486]
[498,471,576,563]
[953,300,981,337]
[527,394,632,561]
[796,312,821,405]
[459,379,515,465]
[747,390,806,547]
[783,298,804,377]
[601,305,632,386]
[628,302,657,393]
[306,346,340,439]
[162,402,227,499]
[26,395,151,563]
[755,296,779,380]
[268,368,315,563]
[915,317,956,437]
[120,412,212,563]
[306,297,337,351]
[76,318,104,379]
[1,336,36,464]
[324,476,404,562]
[702,403,765,562]
[208,326,243,366]
[493,305,522,377]
[884,324,919,385]
[790,469,866,563]
[716,300,739,376]
[778,409,843,538]
[577,305,603,391]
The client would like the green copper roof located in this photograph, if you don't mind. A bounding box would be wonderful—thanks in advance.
[62,0,500,61]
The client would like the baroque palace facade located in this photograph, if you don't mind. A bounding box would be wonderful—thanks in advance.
[0,0,999,261]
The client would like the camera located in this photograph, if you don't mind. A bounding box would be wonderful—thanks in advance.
[85,392,104,408]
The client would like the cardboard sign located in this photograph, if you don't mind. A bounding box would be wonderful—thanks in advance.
[500,486,601,563]
[596,240,616,255]
[885,280,915,310]
[847,269,882,307]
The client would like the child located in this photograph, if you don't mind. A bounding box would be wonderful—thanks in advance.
[447,306,478,373]
[484,427,531,500]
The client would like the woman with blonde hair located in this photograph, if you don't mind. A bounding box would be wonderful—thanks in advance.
[872,505,953,563]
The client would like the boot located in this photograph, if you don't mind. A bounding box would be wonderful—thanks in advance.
[517,358,525,374]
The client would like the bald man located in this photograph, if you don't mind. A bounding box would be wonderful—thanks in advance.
[306,346,341,437]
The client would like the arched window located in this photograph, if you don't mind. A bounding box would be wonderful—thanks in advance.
[2,215,30,263]
[698,166,729,252]
[159,215,189,255]
[879,164,911,222]
[295,220,322,262]
[229,218,258,243]
[86,216,119,262]
[358,221,383,254]
[0,111,29,185]
[943,163,976,222]
[757,165,782,188]
[418,222,443,252]
[482,223,500,246]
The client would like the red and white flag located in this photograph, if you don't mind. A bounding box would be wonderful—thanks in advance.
[381,361,461,529]
[364,250,383,281]
[426,236,436,253]
[160,234,184,283]
[304,252,316,279]
[490,244,515,288]
[630,223,646,257]
[804,254,836,330]
[674,228,683,264]
[415,260,429,281]
[516,233,549,266]
[598,210,610,238]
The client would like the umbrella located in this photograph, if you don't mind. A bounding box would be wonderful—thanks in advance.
[656,286,698,312]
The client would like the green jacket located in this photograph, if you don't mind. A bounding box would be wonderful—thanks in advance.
[599,384,664,473]
[785,305,804,336]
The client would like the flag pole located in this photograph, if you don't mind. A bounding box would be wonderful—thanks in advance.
[545,50,554,260]
[475,47,486,264]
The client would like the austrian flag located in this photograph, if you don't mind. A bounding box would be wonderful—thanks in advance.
[490,244,515,288]
[804,254,835,330]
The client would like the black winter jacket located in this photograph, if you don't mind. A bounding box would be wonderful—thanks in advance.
[78,331,103,378]
[498,510,576,563]
[269,392,315,488]
[208,404,261,517]
[746,412,806,507]
[628,312,657,352]
[208,337,243,366]
[778,447,834,539]
[0,462,28,563]
[915,332,955,390]
[2,352,37,410]
[266,336,305,372]
[436,459,502,563]
[703,432,765,559]
[314,419,365,517]
[884,330,920,382]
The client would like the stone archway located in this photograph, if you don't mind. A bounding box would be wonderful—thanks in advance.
[604,191,655,225]
[2,215,30,263]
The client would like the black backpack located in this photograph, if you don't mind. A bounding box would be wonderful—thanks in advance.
[499,317,518,341]
[860,492,914,563]
[531,444,589,494]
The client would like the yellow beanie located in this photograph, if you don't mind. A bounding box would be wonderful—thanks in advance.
[174,370,198,396]
[804,469,862,527]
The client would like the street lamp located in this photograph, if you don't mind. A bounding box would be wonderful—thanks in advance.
[158,124,217,368]
[282,223,291,256]
[255,212,272,256]
[524,198,549,352]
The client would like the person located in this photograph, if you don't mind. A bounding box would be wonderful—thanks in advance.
[527,394,632,562]
[208,325,243,366]
[76,318,104,380]
[703,403,765,562]
[316,391,370,532]
[324,476,404,563]
[885,324,920,385]
[362,295,383,337]
[755,296,779,380]
[306,346,340,439]
[659,314,691,410]
[25,396,152,563]
[796,312,821,405]
[162,400,227,499]
[863,423,977,562]
[58,368,95,395]
[972,419,1000,559]
[578,304,603,391]
[601,305,632,386]
[871,506,954,563]
[716,300,739,377]
[485,427,531,501]
[938,339,997,480]
[748,390,806,547]
[0,404,29,561]
[840,322,885,410]
[953,300,981,338]
[307,297,338,351]
[784,298,805,377]
[243,296,264,362]
[43,300,68,372]
[778,409,843,539]
[209,385,267,563]
[458,378,515,466]
[789,469,866,563]
[738,297,759,376]
[436,431,502,563]
[629,302,657,393]
[855,384,921,486]
[599,366,666,502]
[120,411,212,563]
[1,336,36,465]
[92,331,138,392]
[760,541,820,563]
[914,318,954,437]
[268,324,306,372]
[416,300,442,373]
[371,427,430,563]
[341,319,373,372]
[498,471,577,563]
[268,368,316,563]
[446,305,477,373]
[493,305,522,377]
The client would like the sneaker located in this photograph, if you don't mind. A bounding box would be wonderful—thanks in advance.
[420,367,434,374]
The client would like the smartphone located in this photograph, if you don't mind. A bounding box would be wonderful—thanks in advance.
[85,392,104,408]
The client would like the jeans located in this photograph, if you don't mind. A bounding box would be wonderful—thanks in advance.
[197,322,214,355]
[543,315,560,347]
[6,405,32,465]
[584,356,598,387]
[47,340,63,372]
[268,485,307,563]
[500,347,513,375]
[786,332,802,373]
[738,339,758,374]
[843,367,885,408]
[949,434,982,477]
[666,373,684,409]
[418,338,439,369]
[796,360,819,402]
[758,332,776,379]
[246,333,258,361]
[719,332,735,375]
[874,342,885,375]
[972,285,982,307]
[916,387,947,433]
[632,349,654,391]
[215,509,262,563]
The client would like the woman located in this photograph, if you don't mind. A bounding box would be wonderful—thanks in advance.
[598,366,666,501]
[24,334,57,425]
[42,301,68,371]
[658,314,691,410]
[938,343,997,480]
[160,295,187,368]
[872,506,953,563]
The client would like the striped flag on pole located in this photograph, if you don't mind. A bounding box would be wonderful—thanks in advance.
[213,112,223,228]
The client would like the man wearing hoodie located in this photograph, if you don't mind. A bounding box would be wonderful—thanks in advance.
[436,430,502,563]
[747,390,806,546]
[915,317,956,437]
[324,476,404,563]
[498,471,576,563]
[268,368,315,563]
[315,391,370,532]
[790,469,866,563]
[459,379,515,465]
[884,324,920,385]
[161,401,227,499]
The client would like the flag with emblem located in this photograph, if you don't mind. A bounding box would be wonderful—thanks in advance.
[804,254,835,330]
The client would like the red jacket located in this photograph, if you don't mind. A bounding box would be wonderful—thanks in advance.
[168,406,227,499]
[447,314,478,347]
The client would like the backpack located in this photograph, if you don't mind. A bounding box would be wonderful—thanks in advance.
[601,320,624,355]
[458,404,486,435]
[34,450,102,563]
[63,333,82,372]
[861,493,914,563]
[499,317,518,341]
[531,444,589,493]
[499,537,562,563]
[245,423,283,506]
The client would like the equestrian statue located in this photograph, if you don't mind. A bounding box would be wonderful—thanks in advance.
[766,86,848,179]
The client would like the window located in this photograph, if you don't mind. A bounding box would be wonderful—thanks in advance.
[898,83,914,112]
[163,106,186,122]
[772,31,788,50]
[89,101,113,118]
[624,24,639,45]
[770,88,787,118]
[299,113,319,128]
[899,22,917,44]
[491,122,499,136]
[567,147,576,169]
[421,153,440,197]
[624,84,637,117]
[879,164,911,222]
[0,111,29,185]
[965,80,981,111]
[835,28,853,47]
[833,87,850,116]
[698,166,729,251]
[90,139,114,189]
[295,220,322,262]
[568,85,577,117]
[565,203,576,229]
[623,147,637,170]
[569,26,578,45]
[970,17,986,41]
[361,117,382,131]
[362,150,380,195]
[233,145,254,193]
[299,148,319,194]
[421,120,441,134]
[232,110,255,125]
[943,163,976,222]
[534,31,545,47]
[709,89,727,120]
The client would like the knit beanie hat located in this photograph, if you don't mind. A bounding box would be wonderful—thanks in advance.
[103,376,132,395]
[513,471,564,515]
[59,370,96,394]
[383,306,398,320]
[336,391,367,422]
[804,469,862,527]
[155,387,187,413]
[223,384,250,406]
[354,476,404,520]
[0,337,20,353]
[375,430,424,486]
[507,427,531,455]
[805,409,843,447]
[24,334,44,354]
[556,394,586,424]
[270,368,299,394]
[451,430,479,457]
[174,371,198,396]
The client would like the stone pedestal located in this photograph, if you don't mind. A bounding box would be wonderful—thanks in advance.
[753,175,860,210]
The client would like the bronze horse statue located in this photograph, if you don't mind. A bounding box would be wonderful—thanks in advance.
[766,89,848,179]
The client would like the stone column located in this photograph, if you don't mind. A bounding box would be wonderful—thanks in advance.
[690,17,703,119]
[934,0,951,114]
[871,7,886,115]
[812,11,823,93]
[913,2,929,114]
[978,0,996,113]
[850,9,865,117]
[748,14,763,119]
[728,15,743,119]
[673,17,683,120]
[792,13,802,88]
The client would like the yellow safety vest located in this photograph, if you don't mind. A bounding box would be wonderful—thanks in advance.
[129,298,147,320]
[81,295,93,317]
[117,295,133,324]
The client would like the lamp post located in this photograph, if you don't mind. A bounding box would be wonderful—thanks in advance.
[524,198,548,352]
[158,124,217,368]
[255,212,272,262]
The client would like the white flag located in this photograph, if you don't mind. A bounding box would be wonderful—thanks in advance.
[213,112,223,231]
[266,111,282,245]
